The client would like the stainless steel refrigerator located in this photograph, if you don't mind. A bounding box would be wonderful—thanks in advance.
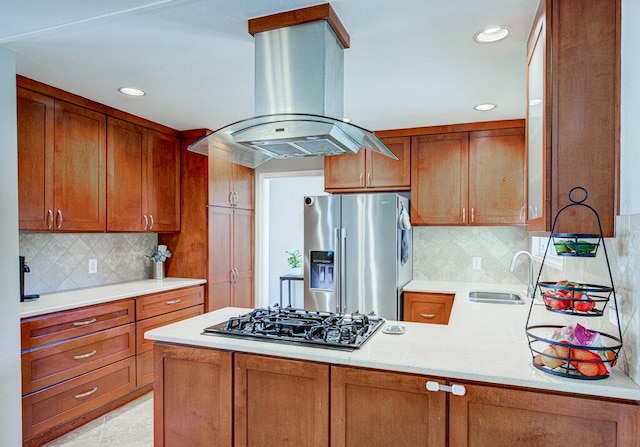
[303,193,412,320]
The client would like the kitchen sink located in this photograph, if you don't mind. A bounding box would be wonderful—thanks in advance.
[468,290,525,305]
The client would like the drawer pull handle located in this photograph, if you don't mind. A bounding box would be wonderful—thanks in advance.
[166,299,181,305]
[73,318,97,326]
[73,350,97,360]
[420,313,437,319]
[75,387,98,399]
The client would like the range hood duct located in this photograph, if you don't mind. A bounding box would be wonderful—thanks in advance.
[188,4,397,168]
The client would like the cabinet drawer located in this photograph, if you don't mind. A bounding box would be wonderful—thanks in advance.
[22,357,136,441]
[136,350,154,388]
[136,305,203,353]
[22,323,135,395]
[21,300,135,350]
[403,292,454,325]
[136,285,204,320]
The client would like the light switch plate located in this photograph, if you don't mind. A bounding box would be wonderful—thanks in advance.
[88,259,97,274]
[472,257,482,270]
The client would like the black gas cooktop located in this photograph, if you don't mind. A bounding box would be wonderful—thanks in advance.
[202,306,384,350]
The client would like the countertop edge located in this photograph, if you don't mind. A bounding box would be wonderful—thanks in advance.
[20,278,207,318]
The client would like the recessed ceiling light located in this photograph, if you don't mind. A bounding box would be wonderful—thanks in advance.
[342,117,351,123]
[474,103,497,111]
[473,26,511,43]
[118,87,146,97]
[529,98,543,106]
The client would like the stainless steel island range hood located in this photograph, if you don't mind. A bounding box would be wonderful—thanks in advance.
[188,3,397,168]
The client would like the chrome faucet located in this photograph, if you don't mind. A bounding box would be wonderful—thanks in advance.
[510,250,535,298]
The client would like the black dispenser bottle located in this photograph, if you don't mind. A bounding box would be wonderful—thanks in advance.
[20,256,39,302]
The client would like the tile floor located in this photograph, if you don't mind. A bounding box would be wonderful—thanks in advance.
[43,392,153,446]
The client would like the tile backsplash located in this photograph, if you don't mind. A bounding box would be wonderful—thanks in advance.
[412,226,530,284]
[20,233,158,295]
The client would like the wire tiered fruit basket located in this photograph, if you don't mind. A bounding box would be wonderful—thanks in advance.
[525,187,623,380]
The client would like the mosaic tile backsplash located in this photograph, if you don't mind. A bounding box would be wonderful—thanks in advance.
[20,233,158,295]
[412,226,530,284]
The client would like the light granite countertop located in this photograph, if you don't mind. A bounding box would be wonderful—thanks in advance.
[145,280,640,402]
[20,278,207,319]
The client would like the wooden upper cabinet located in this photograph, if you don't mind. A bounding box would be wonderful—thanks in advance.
[18,90,106,232]
[208,157,254,210]
[324,137,411,192]
[411,132,468,225]
[147,130,180,232]
[107,117,180,232]
[324,151,365,190]
[107,118,147,231]
[469,128,525,225]
[17,88,54,231]
[526,0,620,236]
[411,126,525,226]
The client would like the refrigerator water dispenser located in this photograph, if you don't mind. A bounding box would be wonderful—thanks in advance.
[309,251,334,291]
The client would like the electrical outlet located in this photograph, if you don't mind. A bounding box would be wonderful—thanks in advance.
[472,257,482,270]
[88,259,97,274]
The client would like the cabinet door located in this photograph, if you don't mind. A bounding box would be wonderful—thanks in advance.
[154,344,232,447]
[53,101,106,231]
[232,164,255,210]
[449,382,640,447]
[331,366,446,447]
[469,128,525,225]
[208,206,233,310]
[324,150,366,190]
[235,353,329,447]
[208,157,234,207]
[17,88,55,231]
[232,209,254,308]
[147,130,180,232]
[366,137,411,190]
[411,133,469,225]
[107,117,147,231]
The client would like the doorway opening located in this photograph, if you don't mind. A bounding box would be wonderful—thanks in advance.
[256,170,326,308]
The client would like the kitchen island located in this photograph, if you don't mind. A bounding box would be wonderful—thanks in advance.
[146,280,640,447]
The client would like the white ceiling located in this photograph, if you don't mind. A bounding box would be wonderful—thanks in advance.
[0,0,539,133]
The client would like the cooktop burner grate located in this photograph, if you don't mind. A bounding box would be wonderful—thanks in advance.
[202,306,384,350]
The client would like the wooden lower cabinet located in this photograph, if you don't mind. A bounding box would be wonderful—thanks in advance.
[331,366,446,446]
[450,382,640,447]
[153,344,233,447]
[23,357,136,441]
[234,353,329,447]
[153,345,640,447]
[402,292,455,325]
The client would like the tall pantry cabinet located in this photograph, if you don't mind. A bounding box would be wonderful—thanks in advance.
[159,130,255,312]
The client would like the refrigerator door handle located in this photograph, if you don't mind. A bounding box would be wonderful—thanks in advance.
[334,228,342,314]
[339,228,347,314]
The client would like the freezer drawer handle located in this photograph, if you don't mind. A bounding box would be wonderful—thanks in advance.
[73,350,97,360]
[75,387,98,399]
[419,313,437,319]
[73,318,97,327]
[426,381,466,396]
